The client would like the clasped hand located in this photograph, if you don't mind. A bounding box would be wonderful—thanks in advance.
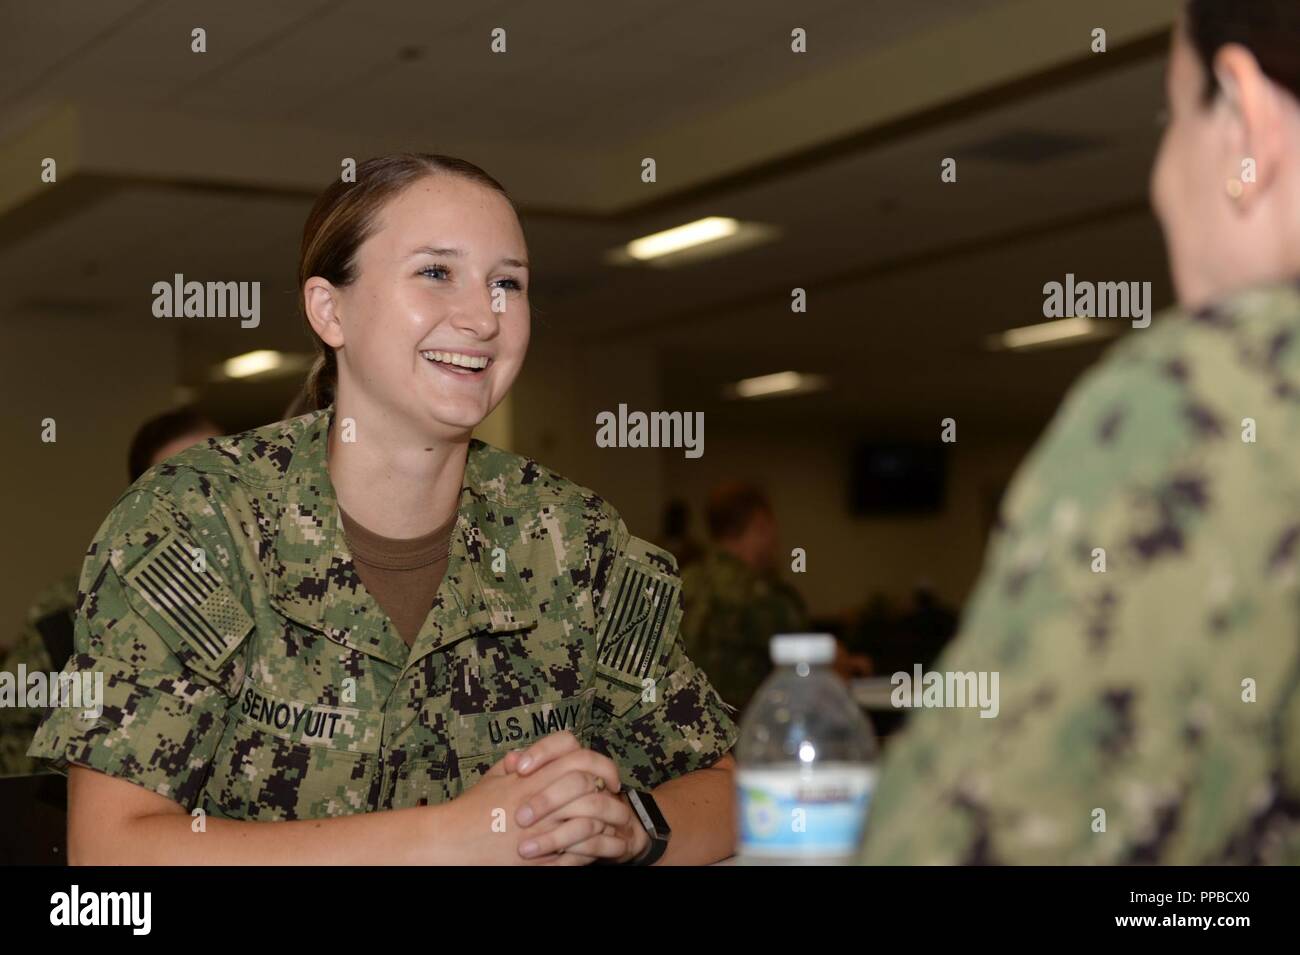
[453,730,650,865]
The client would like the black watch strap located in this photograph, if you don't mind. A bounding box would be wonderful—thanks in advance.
[624,789,670,866]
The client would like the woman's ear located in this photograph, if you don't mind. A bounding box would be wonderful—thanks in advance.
[1214,43,1284,209]
[303,277,346,348]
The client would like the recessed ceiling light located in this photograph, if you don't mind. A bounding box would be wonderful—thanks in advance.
[986,316,1116,352]
[608,217,779,267]
[724,371,829,400]
[216,350,311,381]
[221,350,284,379]
[627,217,737,259]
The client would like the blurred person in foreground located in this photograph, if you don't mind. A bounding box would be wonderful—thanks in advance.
[862,0,1300,864]
[0,407,220,776]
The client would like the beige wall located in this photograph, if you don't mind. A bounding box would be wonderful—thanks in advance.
[508,335,665,541]
[0,314,176,649]
[664,426,1032,618]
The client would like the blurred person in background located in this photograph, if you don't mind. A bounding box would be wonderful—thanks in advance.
[682,482,806,715]
[848,582,956,678]
[863,0,1300,864]
[0,407,220,776]
[682,481,868,715]
[126,407,224,488]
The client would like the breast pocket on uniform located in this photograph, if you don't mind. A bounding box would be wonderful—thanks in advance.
[207,679,384,820]
[447,688,597,792]
[384,743,453,809]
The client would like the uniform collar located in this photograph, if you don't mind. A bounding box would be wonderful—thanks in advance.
[268,406,538,669]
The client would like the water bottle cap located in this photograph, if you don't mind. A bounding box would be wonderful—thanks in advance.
[770,633,836,665]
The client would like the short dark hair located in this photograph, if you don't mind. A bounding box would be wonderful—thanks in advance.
[127,407,220,482]
[705,482,772,541]
[1186,0,1300,104]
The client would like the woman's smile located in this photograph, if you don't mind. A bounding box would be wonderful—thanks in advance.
[419,348,493,377]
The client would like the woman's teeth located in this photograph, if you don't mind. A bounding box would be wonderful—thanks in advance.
[420,350,489,370]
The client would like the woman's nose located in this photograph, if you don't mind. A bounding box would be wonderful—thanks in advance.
[449,287,502,336]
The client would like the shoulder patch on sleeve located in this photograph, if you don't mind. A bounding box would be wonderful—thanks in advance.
[595,535,680,683]
[122,530,253,670]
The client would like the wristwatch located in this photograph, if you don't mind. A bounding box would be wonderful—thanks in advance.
[623,789,670,865]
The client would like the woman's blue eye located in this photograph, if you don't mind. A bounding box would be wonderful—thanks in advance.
[418,266,521,292]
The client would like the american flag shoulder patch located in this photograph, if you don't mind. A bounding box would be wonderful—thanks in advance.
[123,531,253,669]
[595,536,680,683]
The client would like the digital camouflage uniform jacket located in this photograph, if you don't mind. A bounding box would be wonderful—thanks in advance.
[681,549,808,714]
[861,280,1300,865]
[29,408,738,819]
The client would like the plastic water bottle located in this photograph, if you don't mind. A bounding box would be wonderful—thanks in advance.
[735,633,877,864]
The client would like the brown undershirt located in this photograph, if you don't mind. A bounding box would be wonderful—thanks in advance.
[338,505,457,647]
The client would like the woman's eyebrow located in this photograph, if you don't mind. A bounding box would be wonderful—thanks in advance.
[411,246,528,269]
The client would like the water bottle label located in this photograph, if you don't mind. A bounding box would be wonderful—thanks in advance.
[736,765,876,859]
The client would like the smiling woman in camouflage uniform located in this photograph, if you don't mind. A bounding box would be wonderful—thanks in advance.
[29,154,738,865]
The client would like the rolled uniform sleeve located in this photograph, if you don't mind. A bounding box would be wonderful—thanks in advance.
[586,509,738,790]
[28,479,252,810]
